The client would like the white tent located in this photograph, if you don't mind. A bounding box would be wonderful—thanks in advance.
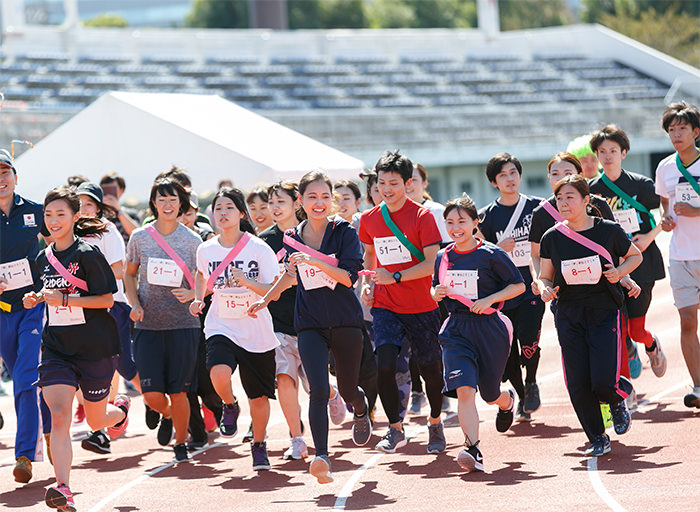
[14,91,364,202]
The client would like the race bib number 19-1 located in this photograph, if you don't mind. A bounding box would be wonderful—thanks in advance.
[297,263,337,290]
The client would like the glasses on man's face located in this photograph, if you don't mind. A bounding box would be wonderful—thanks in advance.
[11,140,34,159]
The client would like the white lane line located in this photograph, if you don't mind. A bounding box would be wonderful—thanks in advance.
[587,457,629,512]
[636,379,692,413]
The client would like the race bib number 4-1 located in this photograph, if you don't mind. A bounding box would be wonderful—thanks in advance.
[147,257,183,287]
[613,209,640,234]
[445,270,478,299]
[375,236,412,266]
[675,182,700,208]
[0,258,33,291]
[508,241,531,268]
[48,296,86,326]
[215,290,256,319]
[561,255,602,286]
[297,263,337,290]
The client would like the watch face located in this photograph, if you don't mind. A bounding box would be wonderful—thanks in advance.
[393,271,401,283]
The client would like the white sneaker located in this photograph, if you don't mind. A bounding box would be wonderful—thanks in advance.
[328,385,346,425]
[283,436,308,460]
[625,388,638,412]
[646,335,667,378]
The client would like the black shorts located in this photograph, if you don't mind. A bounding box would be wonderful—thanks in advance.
[206,335,276,400]
[133,328,199,394]
[625,282,654,319]
[503,297,546,362]
[371,307,442,366]
[36,356,117,402]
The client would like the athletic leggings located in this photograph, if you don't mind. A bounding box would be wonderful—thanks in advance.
[298,327,366,457]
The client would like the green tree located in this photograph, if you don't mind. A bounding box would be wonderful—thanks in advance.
[582,0,700,22]
[83,13,128,28]
[366,0,475,29]
[499,0,573,30]
[185,0,249,29]
[319,0,367,29]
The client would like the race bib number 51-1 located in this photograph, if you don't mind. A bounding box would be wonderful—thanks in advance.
[561,256,602,286]
[375,236,412,266]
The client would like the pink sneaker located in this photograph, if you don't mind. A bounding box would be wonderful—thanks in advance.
[202,405,217,433]
[107,394,131,440]
[72,404,85,425]
[45,484,76,511]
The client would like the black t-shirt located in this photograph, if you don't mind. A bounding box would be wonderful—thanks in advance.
[589,170,665,284]
[478,195,542,310]
[529,194,614,245]
[258,224,296,336]
[35,238,120,361]
[540,218,631,310]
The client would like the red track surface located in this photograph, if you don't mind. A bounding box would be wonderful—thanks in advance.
[1,234,698,511]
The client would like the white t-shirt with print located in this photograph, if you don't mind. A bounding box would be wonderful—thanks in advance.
[422,200,451,244]
[196,234,280,353]
[83,220,127,303]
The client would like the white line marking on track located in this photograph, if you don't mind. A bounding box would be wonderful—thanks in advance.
[587,457,629,512]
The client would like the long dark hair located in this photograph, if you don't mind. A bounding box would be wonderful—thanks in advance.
[44,187,109,238]
[212,187,256,235]
[268,180,304,222]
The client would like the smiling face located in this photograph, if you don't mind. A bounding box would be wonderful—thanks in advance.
[555,184,589,221]
[334,186,360,222]
[548,160,579,191]
[301,179,333,221]
[154,191,181,221]
[445,207,478,245]
[78,195,99,219]
[405,167,426,202]
[492,162,521,195]
[269,190,298,226]
[45,198,79,241]
[377,170,409,207]
[214,196,244,231]
[668,119,700,154]
[0,164,17,201]
[247,196,272,231]
[595,139,626,173]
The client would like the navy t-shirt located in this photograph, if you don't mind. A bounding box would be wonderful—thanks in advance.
[529,194,614,245]
[589,170,665,284]
[539,218,631,310]
[478,195,542,310]
[259,223,296,336]
[432,240,524,316]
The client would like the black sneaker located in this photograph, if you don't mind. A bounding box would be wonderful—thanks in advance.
[186,439,208,452]
[145,405,160,430]
[242,422,254,443]
[584,434,611,457]
[374,426,407,453]
[457,441,484,472]
[220,401,240,438]
[523,382,541,413]
[81,430,111,454]
[251,441,270,471]
[352,397,372,447]
[157,417,173,446]
[495,389,515,433]
[609,400,631,435]
[173,443,191,462]
[515,401,532,423]
[683,388,700,409]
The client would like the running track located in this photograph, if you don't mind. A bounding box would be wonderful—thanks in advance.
[0,232,698,511]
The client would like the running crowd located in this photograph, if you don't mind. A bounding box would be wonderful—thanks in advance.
[1,101,699,511]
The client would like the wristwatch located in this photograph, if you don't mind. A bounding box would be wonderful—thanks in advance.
[392,271,402,284]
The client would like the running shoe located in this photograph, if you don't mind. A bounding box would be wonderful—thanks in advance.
[600,403,613,429]
[220,401,240,438]
[374,426,407,453]
[173,443,191,463]
[251,441,271,471]
[82,430,111,454]
[457,442,484,472]
[186,438,208,451]
[523,382,541,413]
[609,399,631,435]
[683,387,700,409]
[242,422,254,443]
[145,405,160,430]
[584,434,611,457]
[309,455,334,484]
[107,394,130,440]
[72,403,85,425]
[646,335,667,378]
[283,436,308,460]
[13,456,32,483]
[352,397,372,447]
[408,391,426,415]
[157,417,173,446]
[625,388,638,412]
[45,484,76,511]
[515,401,532,423]
[202,405,218,433]
[628,341,642,379]
[495,389,515,433]
[426,422,446,454]
[328,385,346,425]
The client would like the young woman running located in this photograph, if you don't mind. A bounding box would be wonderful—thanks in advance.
[538,175,642,457]
[249,171,371,484]
[23,187,129,511]
[247,187,274,234]
[431,195,525,472]
[190,186,279,471]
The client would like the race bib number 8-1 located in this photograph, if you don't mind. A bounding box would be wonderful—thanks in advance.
[445,270,478,299]
[561,255,602,286]
[375,236,412,266]
[147,257,183,287]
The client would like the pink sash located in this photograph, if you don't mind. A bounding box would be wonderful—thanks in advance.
[206,232,252,291]
[276,248,286,262]
[437,243,503,315]
[144,225,195,288]
[45,244,88,292]
[282,234,339,266]
[539,198,564,223]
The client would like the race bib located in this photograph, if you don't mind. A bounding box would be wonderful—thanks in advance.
[147,257,183,287]
[561,255,602,285]
[613,209,640,234]
[445,270,478,299]
[508,241,531,268]
[297,263,337,290]
[215,290,256,319]
[675,182,700,208]
[48,296,86,326]
[375,236,412,266]
[0,258,33,291]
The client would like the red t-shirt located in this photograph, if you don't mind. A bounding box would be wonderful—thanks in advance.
[359,199,442,313]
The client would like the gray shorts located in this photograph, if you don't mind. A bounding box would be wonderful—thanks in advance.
[669,259,700,309]
[274,332,309,393]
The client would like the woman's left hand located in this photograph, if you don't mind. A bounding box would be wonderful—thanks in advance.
[469,297,494,315]
[43,289,63,307]
[288,252,315,268]
[603,264,622,284]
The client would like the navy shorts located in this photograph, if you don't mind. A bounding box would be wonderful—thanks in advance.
[133,328,199,394]
[207,335,276,400]
[36,356,117,402]
[439,311,512,402]
[109,301,138,381]
[371,307,442,366]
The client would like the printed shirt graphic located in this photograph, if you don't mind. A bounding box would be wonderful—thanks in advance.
[196,235,279,353]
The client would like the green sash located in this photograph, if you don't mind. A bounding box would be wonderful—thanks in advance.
[675,151,700,196]
[600,172,656,228]
[379,202,425,262]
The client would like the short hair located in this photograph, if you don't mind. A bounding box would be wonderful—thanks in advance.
[99,172,126,190]
[590,124,630,153]
[155,165,192,189]
[443,195,479,232]
[246,187,269,205]
[374,150,413,183]
[662,101,700,134]
[148,178,190,219]
[334,180,361,201]
[547,152,583,175]
[485,153,522,183]
[566,134,595,159]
